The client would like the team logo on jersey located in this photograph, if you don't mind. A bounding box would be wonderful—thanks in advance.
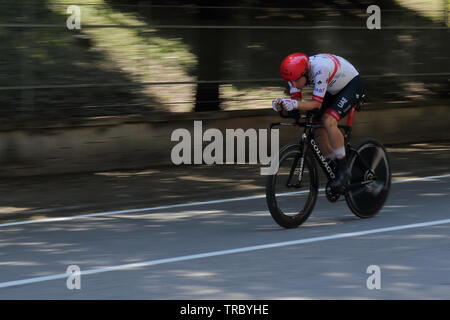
[337,97,349,109]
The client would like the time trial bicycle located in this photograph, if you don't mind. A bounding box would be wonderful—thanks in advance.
[266,100,391,228]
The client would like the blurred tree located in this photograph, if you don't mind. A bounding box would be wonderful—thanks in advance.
[0,0,157,122]
[107,0,448,111]
[192,0,226,111]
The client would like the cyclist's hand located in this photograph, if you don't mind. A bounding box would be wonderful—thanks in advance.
[280,98,298,111]
[272,98,283,111]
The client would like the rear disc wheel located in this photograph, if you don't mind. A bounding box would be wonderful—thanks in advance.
[345,138,391,218]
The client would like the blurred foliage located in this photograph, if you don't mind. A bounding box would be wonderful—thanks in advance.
[0,0,448,123]
[395,0,449,23]
[0,0,196,121]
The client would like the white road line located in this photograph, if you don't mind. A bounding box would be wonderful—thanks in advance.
[393,173,450,183]
[1,218,450,289]
[0,173,449,228]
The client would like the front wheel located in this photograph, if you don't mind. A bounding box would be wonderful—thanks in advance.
[345,138,391,218]
[266,144,319,228]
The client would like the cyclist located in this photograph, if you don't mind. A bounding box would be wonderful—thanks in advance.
[272,53,364,191]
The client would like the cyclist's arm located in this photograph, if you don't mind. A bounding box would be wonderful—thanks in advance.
[296,100,321,111]
[298,65,330,111]
[288,76,321,110]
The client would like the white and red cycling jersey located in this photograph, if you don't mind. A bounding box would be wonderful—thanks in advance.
[289,53,359,104]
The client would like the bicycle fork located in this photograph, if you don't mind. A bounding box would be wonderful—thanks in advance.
[286,134,308,188]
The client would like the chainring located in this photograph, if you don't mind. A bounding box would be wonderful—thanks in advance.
[325,181,341,203]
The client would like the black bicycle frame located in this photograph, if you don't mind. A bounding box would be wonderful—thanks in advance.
[270,111,360,186]
[300,124,376,191]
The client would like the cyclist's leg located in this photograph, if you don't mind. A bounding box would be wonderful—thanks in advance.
[325,75,364,123]
[323,75,364,189]
[315,128,334,159]
[322,114,345,155]
[322,114,348,190]
[314,93,335,159]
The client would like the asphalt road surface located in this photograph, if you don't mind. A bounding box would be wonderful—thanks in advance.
[0,172,449,299]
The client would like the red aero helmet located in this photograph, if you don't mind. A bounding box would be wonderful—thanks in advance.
[279,53,309,81]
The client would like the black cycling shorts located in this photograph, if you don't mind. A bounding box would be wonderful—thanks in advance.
[313,75,364,122]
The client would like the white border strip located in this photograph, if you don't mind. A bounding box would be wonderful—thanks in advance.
[1,218,450,289]
[0,173,449,228]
